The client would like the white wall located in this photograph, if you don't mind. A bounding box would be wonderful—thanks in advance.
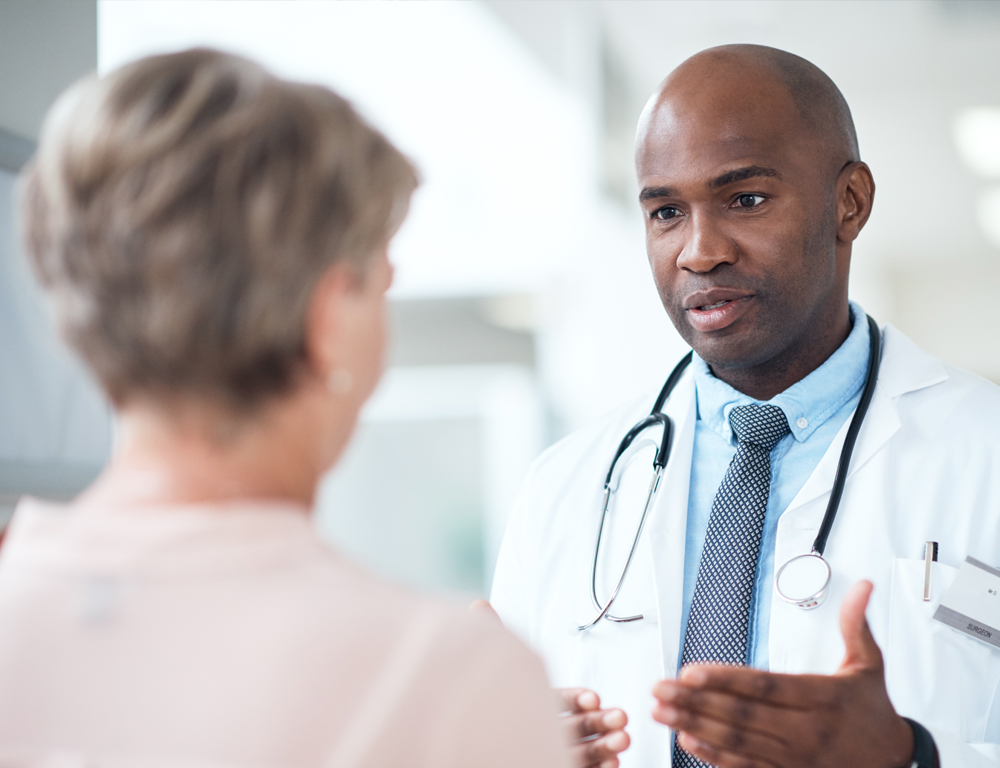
[0,0,97,142]
[0,170,112,522]
[0,2,105,526]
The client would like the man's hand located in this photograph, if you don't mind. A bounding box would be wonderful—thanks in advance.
[559,688,630,768]
[651,580,915,768]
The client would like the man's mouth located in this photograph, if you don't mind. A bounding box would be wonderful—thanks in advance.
[698,300,731,311]
[683,292,755,333]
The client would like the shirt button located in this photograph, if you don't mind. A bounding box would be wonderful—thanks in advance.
[796,417,808,429]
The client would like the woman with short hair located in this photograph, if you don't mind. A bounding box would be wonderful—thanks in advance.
[0,48,569,768]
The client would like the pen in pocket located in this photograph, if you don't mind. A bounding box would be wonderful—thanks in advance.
[923,541,939,602]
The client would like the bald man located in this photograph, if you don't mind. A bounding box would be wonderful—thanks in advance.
[492,45,1000,768]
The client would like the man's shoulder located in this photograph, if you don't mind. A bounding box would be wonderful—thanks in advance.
[936,362,1000,406]
[881,323,1000,434]
[528,385,666,479]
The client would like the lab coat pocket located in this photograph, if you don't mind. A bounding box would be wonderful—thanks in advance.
[885,557,1000,742]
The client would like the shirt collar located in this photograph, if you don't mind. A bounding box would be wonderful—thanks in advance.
[692,302,871,445]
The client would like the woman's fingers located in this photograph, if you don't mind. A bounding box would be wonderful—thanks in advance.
[569,730,631,768]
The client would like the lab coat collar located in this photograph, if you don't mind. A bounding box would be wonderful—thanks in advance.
[875,323,949,399]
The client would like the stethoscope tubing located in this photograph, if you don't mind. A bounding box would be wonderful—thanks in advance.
[578,464,664,631]
[580,315,882,629]
[811,314,882,557]
[579,358,691,631]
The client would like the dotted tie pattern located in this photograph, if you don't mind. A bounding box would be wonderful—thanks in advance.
[672,404,790,768]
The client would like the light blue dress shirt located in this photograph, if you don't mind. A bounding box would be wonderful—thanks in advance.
[679,302,870,670]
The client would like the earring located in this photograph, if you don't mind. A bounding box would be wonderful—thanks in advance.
[326,367,353,395]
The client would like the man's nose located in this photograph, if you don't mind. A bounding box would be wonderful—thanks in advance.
[675,211,738,273]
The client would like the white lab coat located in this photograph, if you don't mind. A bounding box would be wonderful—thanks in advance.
[492,324,1000,767]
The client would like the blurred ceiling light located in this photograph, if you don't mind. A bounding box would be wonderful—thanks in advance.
[954,107,1000,177]
[976,187,1000,249]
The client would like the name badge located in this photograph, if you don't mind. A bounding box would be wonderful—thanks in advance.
[932,557,1000,649]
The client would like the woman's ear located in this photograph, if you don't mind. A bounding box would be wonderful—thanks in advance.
[836,161,876,244]
[303,262,358,384]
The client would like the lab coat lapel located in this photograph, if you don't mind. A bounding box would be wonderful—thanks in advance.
[771,324,950,673]
[780,382,900,523]
[646,372,697,680]
[769,380,902,673]
[781,324,947,521]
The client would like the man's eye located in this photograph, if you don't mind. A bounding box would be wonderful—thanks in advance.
[735,194,765,208]
[654,206,679,221]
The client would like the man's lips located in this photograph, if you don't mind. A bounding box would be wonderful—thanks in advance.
[683,291,754,333]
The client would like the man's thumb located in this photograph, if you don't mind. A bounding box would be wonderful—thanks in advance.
[837,579,883,673]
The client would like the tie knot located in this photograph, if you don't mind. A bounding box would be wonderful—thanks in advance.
[729,404,790,451]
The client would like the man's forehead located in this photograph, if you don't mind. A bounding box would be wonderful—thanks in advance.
[636,90,811,179]
[638,125,795,179]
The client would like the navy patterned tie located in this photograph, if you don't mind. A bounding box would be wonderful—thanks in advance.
[672,404,790,768]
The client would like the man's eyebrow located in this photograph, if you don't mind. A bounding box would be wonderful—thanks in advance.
[639,185,677,202]
[709,165,781,189]
[639,167,781,201]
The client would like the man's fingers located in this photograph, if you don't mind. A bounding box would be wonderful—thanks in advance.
[558,687,600,713]
[663,666,836,709]
[837,579,883,673]
[651,679,791,740]
[569,730,630,768]
[653,696,786,764]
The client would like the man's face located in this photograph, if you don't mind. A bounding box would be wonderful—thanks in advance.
[636,76,844,373]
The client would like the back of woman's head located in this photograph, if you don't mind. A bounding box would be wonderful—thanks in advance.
[22,48,417,413]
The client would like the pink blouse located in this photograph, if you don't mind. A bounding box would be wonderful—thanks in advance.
[0,498,569,768]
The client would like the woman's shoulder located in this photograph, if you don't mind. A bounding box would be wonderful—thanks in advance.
[319,590,569,768]
[295,544,528,664]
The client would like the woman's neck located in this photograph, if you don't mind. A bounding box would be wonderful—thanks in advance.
[79,391,347,511]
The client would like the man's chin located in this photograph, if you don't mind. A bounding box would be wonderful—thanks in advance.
[690,334,772,373]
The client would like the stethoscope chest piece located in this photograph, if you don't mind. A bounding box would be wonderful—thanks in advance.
[775,553,832,610]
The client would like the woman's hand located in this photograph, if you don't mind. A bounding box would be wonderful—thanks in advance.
[558,688,631,768]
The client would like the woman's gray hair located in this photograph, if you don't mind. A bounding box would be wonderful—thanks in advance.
[22,48,417,412]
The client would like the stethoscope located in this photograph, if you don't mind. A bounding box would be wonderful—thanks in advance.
[578,315,881,632]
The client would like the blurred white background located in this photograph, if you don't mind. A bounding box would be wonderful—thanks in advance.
[2,0,1000,598]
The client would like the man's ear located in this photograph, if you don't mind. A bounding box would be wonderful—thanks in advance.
[836,161,876,244]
